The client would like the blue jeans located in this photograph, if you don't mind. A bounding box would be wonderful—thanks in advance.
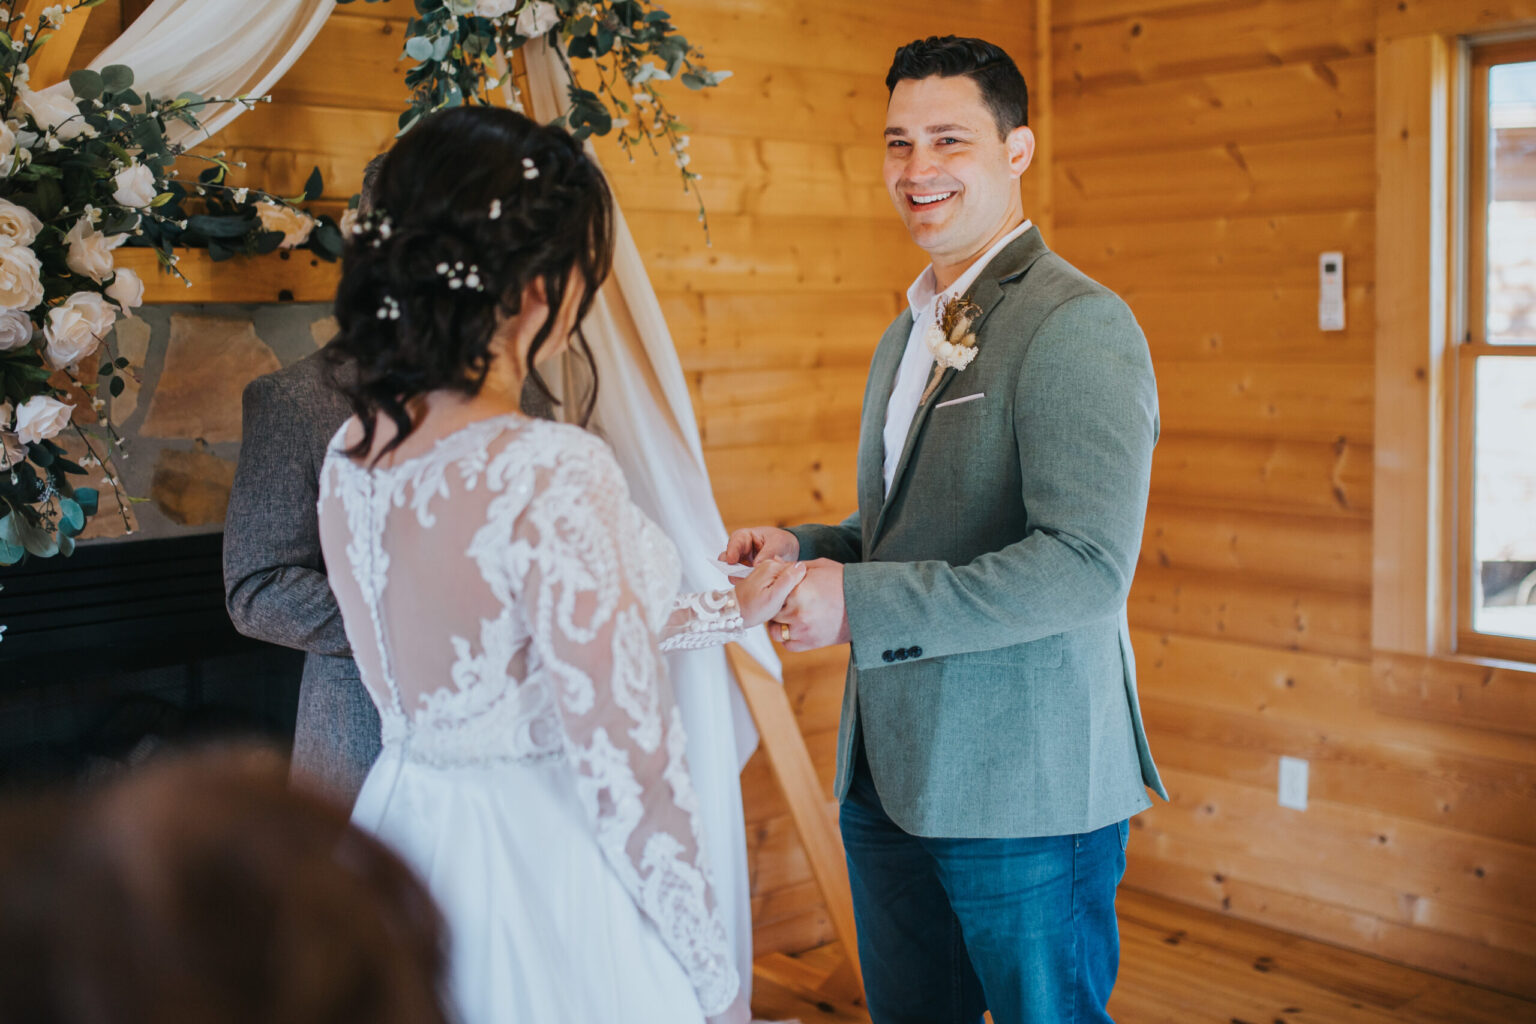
[839,739,1129,1024]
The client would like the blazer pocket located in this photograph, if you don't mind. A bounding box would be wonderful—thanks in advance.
[935,392,985,410]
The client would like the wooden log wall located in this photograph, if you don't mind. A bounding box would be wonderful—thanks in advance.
[71,0,1535,995]
[1052,0,1536,998]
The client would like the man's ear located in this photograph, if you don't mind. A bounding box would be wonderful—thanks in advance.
[1007,125,1036,178]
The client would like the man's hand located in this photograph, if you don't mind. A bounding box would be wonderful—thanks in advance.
[721,525,798,568]
[773,558,850,652]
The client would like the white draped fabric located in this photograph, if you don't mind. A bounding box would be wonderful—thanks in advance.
[521,37,780,1002]
[46,0,336,146]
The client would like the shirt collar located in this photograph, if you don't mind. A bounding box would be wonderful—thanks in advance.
[906,218,1034,321]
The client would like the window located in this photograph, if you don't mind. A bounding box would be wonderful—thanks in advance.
[1457,40,1536,661]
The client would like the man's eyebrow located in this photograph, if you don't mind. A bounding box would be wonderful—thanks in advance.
[882,123,977,137]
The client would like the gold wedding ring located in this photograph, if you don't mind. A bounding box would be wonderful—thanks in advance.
[779,623,791,644]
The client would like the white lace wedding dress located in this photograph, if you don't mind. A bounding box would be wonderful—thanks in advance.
[317,413,748,1023]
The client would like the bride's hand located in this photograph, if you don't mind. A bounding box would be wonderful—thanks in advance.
[733,558,807,628]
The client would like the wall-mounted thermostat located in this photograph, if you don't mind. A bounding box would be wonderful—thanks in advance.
[1319,251,1345,331]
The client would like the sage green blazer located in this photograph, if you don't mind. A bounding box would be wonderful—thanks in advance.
[789,226,1167,839]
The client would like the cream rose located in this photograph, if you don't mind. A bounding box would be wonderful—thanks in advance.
[18,86,86,141]
[514,0,559,37]
[112,163,158,208]
[44,291,117,369]
[106,268,144,313]
[65,217,127,283]
[0,198,43,247]
[0,238,45,312]
[0,308,33,351]
[14,394,72,445]
[476,0,517,14]
[0,120,17,178]
[256,202,315,249]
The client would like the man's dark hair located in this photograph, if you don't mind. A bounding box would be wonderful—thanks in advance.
[885,36,1029,137]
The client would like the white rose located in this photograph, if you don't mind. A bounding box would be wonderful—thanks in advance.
[256,202,315,249]
[14,394,72,445]
[514,0,559,37]
[106,268,144,313]
[43,291,116,369]
[0,120,18,178]
[0,308,33,351]
[18,86,86,141]
[64,217,127,283]
[476,0,518,14]
[112,163,158,208]
[0,238,44,311]
[0,198,43,246]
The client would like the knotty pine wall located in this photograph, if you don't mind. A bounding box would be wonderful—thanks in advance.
[73,0,1536,995]
[1052,0,1536,998]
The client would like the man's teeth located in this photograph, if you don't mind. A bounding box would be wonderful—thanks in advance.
[912,192,955,205]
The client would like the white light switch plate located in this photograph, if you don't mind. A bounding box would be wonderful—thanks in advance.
[1278,755,1309,811]
[1319,251,1345,331]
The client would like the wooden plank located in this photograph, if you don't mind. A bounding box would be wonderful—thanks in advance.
[1054,209,1375,292]
[1372,651,1536,740]
[1154,360,1374,443]
[1377,0,1536,40]
[268,13,411,113]
[1053,0,1376,90]
[1125,284,1375,364]
[727,645,863,1001]
[1055,55,1375,156]
[122,247,340,305]
[1148,434,1374,519]
[1140,502,1371,592]
[1056,132,1375,225]
[601,134,894,220]
[1123,844,1536,999]
[1372,33,1451,657]
[1130,629,1536,766]
[663,289,898,374]
[1139,768,1536,928]
[1140,697,1536,846]
[707,440,858,529]
[22,0,95,89]
[696,366,866,447]
[625,212,925,294]
[1129,565,1372,659]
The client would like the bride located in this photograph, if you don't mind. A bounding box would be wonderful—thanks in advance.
[315,106,802,1024]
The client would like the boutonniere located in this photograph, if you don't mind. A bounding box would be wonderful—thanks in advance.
[920,293,983,404]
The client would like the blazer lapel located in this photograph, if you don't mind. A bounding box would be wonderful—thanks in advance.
[870,227,1053,543]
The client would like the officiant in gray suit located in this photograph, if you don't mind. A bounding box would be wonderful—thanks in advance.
[725,37,1166,1024]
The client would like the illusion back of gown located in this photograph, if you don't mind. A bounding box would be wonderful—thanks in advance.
[317,413,743,1022]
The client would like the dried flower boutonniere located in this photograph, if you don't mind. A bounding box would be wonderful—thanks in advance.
[920,293,984,404]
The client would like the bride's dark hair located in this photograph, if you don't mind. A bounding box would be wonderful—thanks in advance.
[328,106,614,462]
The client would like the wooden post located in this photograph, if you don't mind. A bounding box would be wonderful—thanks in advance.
[17,0,95,90]
[724,644,864,1006]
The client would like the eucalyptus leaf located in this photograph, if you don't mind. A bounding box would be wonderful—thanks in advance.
[59,497,84,532]
[101,64,134,92]
[74,488,99,516]
[69,69,104,101]
[405,35,434,61]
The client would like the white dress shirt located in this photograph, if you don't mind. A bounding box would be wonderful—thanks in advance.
[881,219,1033,496]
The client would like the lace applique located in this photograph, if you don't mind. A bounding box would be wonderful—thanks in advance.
[658,589,747,652]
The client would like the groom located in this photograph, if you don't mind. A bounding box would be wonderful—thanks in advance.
[724,36,1166,1023]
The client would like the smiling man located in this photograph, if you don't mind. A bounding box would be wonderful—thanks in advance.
[724,36,1166,1023]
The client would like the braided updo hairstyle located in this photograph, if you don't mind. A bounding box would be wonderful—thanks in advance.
[328,106,614,462]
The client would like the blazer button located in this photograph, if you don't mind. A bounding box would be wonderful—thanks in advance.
[910,646,922,659]
[882,650,895,663]
[894,648,909,661]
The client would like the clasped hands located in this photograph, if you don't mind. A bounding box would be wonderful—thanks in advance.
[720,526,850,653]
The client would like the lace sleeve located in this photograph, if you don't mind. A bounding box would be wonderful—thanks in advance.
[657,590,747,652]
[507,439,739,1016]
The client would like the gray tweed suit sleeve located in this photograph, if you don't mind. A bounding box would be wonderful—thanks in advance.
[223,370,351,657]
[789,511,862,564]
